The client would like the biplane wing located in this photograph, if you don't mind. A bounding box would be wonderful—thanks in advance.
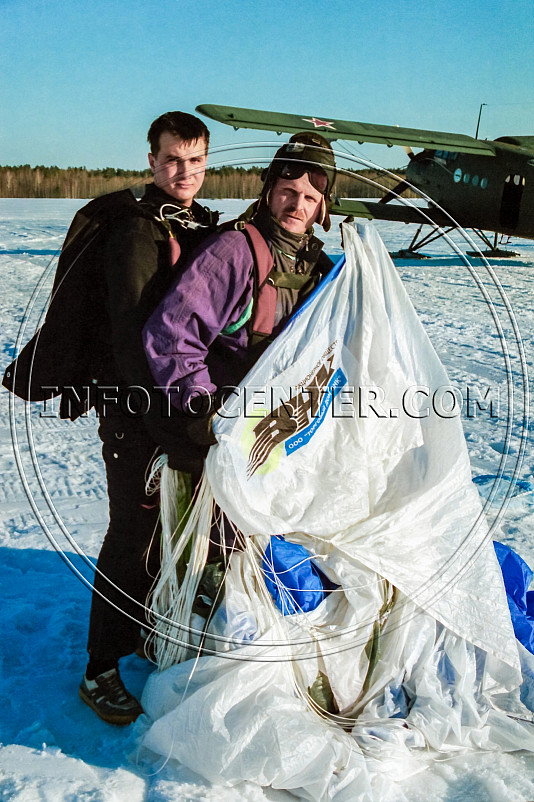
[197,104,496,157]
[330,198,454,226]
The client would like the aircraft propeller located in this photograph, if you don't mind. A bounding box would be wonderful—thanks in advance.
[378,179,411,205]
[379,148,427,204]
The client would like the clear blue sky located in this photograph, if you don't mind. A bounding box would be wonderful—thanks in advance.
[1,0,532,171]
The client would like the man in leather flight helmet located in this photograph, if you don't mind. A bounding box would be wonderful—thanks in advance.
[259,131,336,232]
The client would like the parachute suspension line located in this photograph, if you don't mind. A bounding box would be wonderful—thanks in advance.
[244,536,328,672]
[132,459,200,777]
[149,466,215,670]
[143,451,168,586]
[245,537,328,708]
[247,536,330,647]
[246,535,398,734]
[259,542,318,619]
[145,452,168,494]
[178,530,245,705]
[144,453,188,624]
[246,536,286,625]
[239,535,298,658]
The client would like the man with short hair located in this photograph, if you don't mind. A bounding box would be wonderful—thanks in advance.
[78,111,218,725]
[142,132,336,467]
[147,114,208,205]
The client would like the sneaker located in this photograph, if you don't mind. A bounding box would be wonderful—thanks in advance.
[79,668,143,725]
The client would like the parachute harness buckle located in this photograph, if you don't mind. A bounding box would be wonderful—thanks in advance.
[156,204,212,231]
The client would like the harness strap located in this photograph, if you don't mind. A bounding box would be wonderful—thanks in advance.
[219,221,323,342]
[158,217,182,267]
[242,222,276,338]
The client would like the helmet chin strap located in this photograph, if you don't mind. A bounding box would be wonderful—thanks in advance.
[317,197,326,227]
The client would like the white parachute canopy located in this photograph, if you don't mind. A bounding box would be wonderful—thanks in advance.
[206,222,516,669]
[139,223,533,802]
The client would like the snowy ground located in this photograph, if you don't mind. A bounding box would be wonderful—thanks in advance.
[1,198,533,801]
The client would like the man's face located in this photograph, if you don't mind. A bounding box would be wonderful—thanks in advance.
[268,174,324,233]
[148,131,207,205]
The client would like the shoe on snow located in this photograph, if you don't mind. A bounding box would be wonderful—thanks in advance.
[79,668,143,725]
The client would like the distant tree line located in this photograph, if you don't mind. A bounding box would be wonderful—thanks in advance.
[0,163,413,199]
[0,165,152,199]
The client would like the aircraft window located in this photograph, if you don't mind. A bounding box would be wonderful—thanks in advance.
[472,175,479,187]
[480,177,488,189]
[454,168,462,183]
[463,173,470,184]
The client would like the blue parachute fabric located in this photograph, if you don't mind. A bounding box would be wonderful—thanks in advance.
[262,535,338,616]
[494,540,534,654]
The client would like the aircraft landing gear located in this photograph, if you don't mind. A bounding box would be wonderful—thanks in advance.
[466,230,519,258]
[389,223,457,259]
[390,225,520,260]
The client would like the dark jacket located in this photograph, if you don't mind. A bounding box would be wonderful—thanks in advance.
[97,184,216,396]
[2,184,218,451]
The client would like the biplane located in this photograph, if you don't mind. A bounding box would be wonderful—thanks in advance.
[197,103,534,257]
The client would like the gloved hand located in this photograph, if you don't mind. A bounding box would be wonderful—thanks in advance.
[166,449,205,478]
[186,412,217,446]
[162,390,219,474]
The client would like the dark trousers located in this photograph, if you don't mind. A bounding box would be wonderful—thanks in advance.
[87,418,161,662]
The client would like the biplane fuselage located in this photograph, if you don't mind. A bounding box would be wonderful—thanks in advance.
[407,141,534,238]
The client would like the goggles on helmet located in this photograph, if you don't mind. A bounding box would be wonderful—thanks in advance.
[277,161,329,195]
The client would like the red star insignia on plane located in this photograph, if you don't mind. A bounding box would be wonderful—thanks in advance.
[302,117,336,130]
